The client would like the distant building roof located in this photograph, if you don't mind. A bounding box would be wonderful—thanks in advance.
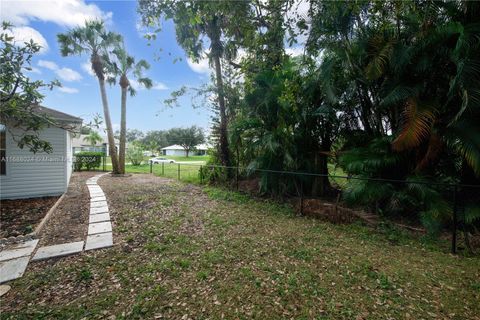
[161,144,212,151]
[33,104,82,123]
[72,134,119,148]
[161,144,184,150]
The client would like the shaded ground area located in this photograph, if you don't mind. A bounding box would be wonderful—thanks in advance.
[0,196,59,238]
[37,172,96,246]
[1,174,479,319]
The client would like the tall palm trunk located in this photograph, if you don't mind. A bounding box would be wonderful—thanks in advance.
[119,75,128,174]
[92,52,120,174]
[98,78,120,174]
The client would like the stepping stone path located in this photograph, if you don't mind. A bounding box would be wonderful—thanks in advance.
[0,173,114,284]
[32,241,84,261]
[85,174,114,251]
[0,240,38,283]
[32,173,114,261]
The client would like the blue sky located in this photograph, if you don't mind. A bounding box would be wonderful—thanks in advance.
[1,0,214,133]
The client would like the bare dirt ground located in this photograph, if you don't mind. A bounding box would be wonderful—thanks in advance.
[37,171,97,246]
[0,196,59,238]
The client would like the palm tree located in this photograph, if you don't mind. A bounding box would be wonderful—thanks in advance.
[105,42,152,174]
[57,20,122,174]
[83,130,103,150]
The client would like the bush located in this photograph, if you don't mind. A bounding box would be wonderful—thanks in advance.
[127,146,144,166]
[74,151,103,171]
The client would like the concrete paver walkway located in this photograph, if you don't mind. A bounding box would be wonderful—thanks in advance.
[85,174,114,251]
[0,173,114,284]
[0,240,39,283]
[32,241,84,261]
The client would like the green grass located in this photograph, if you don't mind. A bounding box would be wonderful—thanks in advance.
[101,154,210,166]
[2,177,478,319]
[111,162,203,183]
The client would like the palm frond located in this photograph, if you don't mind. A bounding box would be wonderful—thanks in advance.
[392,98,437,151]
[444,117,480,176]
[464,205,480,224]
[365,34,396,80]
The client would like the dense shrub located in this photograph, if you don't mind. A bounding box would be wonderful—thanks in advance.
[74,151,104,171]
[126,146,144,166]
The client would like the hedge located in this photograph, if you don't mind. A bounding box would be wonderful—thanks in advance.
[74,151,104,171]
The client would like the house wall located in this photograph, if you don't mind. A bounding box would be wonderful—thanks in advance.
[0,126,68,199]
[66,131,73,185]
[165,149,186,156]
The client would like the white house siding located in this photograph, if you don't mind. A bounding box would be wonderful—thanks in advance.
[0,126,68,199]
[165,149,187,156]
[66,131,73,185]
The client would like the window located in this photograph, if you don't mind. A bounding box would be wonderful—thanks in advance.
[0,124,5,175]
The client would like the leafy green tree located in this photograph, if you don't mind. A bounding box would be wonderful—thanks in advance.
[138,0,252,166]
[106,41,152,174]
[114,129,144,143]
[57,20,122,174]
[166,126,205,157]
[126,144,144,166]
[0,22,61,153]
[141,130,169,150]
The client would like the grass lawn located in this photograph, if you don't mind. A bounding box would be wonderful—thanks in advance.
[101,155,210,166]
[2,174,479,319]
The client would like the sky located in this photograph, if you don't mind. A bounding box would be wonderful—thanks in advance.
[0,0,215,133]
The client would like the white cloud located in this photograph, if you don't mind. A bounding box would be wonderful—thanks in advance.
[38,60,82,81]
[129,79,144,91]
[58,86,79,94]
[6,26,49,53]
[128,79,168,91]
[38,59,58,70]
[81,62,95,76]
[286,47,304,57]
[24,67,42,74]
[152,82,168,90]
[56,67,82,81]
[187,56,211,75]
[2,0,113,27]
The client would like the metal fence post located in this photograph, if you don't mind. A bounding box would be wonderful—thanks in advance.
[162,162,164,175]
[178,163,180,180]
[103,156,106,172]
[200,165,203,184]
[150,160,153,174]
[452,185,458,254]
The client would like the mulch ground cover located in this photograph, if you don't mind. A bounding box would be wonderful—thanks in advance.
[37,171,97,246]
[0,196,59,238]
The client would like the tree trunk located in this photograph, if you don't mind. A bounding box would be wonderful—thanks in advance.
[119,77,128,174]
[98,78,120,174]
[213,53,230,167]
[312,139,333,196]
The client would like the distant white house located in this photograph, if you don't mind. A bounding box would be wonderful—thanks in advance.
[161,143,211,156]
[72,134,121,156]
[0,105,82,199]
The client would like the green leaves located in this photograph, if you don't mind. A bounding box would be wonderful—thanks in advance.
[1,23,63,153]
